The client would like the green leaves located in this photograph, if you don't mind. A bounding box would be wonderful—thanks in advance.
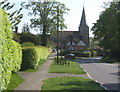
[22,1,69,46]
[21,46,50,70]
[91,2,120,59]
[0,9,22,91]
[0,0,23,29]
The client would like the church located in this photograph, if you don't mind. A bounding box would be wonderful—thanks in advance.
[50,7,89,51]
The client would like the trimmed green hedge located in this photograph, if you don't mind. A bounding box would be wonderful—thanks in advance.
[0,9,22,91]
[21,46,50,70]
[22,42,35,47]
[59,51,91,57]
[73,51,91,57]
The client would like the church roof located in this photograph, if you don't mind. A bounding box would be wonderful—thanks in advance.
[79,7,87,27]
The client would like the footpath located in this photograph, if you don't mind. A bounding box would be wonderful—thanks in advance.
[15,53,90,91]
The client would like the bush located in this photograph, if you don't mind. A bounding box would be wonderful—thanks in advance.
[81,51,91,57]
[91,50,97,57]
[22,42,35,47]
[11,41,22,72]
[20,32,41,45]
[73,51,91,57]
[0,9,22,91]
[21,46,50,70]
[59,51,91,57]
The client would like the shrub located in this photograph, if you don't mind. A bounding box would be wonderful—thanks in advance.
[59,51,91,57]
[73,51,91,57]
[81,51,91,57]
[10,40,22,72]
[21,46,50,70]
[91,50,97,57]
[20,32,41,45]
[22,42,35,47]
[0,9,22,91]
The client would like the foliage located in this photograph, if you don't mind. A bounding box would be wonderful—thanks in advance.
[22,42,35,47]
[21,1,69,46]
[0,0,23,29]
[21,23,30,33]
[91,2,120,61]
[21,46,50,70]
[91,50,98,57]
[41,77,106,91]
[25,59,46,72]
[59,51,91,57]
[20,32,41,45]
[10,40,22,72]
[49,59,86,74]
[47,39,55,48]
[7,73,24,91]
[80,51,91,57]
[13,32,21,42]
[0,9,22,91]
[89,37,100,50]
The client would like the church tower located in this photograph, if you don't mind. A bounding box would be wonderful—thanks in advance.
[78,7,89,48]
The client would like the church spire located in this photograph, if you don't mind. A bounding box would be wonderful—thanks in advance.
[79,6,86,27]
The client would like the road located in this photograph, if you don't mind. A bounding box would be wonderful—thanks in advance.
[76,57,119,91]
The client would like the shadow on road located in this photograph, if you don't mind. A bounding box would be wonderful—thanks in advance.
[75,58,102,64]
[110,72,120,76]
[102,83,120,91]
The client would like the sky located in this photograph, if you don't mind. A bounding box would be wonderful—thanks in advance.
[7,0,113,37]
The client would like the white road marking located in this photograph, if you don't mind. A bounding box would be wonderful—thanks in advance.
[79,63,109,90]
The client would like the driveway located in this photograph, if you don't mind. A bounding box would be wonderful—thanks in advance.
[76,57,119,91]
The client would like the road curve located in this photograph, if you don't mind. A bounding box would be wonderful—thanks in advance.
[76,57,119,91]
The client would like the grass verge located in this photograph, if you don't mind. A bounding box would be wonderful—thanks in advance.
[49,59,86,74]
[7,72,24,91]
[41,76,107,91]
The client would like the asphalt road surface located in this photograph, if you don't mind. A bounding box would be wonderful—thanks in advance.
[76,57,119,91]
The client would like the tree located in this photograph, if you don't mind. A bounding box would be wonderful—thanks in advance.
[21,1,69,46]
[0,0,23,29]
[89,37,100,50]
[20,32,41,45]
[22,23,30,33]
[91,1,120,61]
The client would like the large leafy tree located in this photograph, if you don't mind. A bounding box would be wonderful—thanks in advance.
[91,1,120,60]
[21,1,69,46]
[20,32,41,45]
[0,0,23,29]
[22,23,30,33]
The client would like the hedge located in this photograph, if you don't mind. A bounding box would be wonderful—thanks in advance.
[74,51,91,57]
[22,42,35,47]
[0,9,22,91]
[21,46,50,70]
[91,50,97,57]
[59,51,91,57]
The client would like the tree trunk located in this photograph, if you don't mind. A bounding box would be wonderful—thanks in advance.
[41,25,47,46]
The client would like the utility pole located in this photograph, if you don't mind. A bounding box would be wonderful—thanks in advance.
[56,5,59,64]
[60,26,63,59]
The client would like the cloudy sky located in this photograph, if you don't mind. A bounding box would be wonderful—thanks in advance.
[8,0,113,37]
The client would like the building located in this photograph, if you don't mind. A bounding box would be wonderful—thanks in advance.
[50,7,89,51]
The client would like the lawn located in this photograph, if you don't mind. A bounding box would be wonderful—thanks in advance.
[49,59,86,74]
[41,76,107,91]
[7,73,24,91]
